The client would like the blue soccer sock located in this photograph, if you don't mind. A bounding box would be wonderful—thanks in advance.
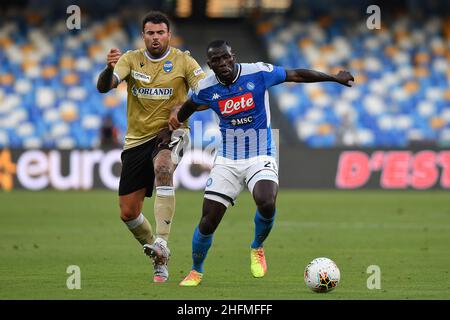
[191,226,214,273]
[251,209,276,249]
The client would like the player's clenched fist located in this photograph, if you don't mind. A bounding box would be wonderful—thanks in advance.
[107,48,121,69]
[335,70,354,87]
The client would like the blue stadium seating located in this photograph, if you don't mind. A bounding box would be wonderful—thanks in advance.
[0,6,449,149]
[257,8,450,147]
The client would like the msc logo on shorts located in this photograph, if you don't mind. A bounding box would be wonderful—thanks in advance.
[206,178,213,187]
[132,85,173,100]
[163,61,173,73]
[230,116,253,126]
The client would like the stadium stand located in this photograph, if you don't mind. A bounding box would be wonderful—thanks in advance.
[0,4,186,149]
[0,2,448,149]
[256,5,450,147]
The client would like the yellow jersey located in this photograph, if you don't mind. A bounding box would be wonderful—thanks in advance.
[113,47,205,150]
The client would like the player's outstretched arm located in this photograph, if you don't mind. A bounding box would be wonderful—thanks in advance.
[168,98,201,130]
[97,48,121,93]
[285,69,354,87]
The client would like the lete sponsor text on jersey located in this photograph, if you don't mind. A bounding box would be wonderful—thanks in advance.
[218,93,254,116]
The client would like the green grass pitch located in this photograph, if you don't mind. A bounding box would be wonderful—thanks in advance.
[0,190,449,300]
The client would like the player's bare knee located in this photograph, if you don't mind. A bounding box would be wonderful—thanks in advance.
[119,203,140,221]
[256,198,276,219]
[199,217,218,235]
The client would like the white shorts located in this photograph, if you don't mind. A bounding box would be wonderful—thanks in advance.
[204,155,279,208]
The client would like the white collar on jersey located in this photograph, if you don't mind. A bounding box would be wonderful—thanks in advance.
[144,47,172,62]
[216,63,241,86]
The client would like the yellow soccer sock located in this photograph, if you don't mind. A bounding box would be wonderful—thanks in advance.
[123,213,154,246]
[154,186,175,242]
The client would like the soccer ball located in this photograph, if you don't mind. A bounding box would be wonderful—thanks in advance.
[304,257,340,293]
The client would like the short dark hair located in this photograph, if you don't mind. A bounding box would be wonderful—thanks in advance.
[142,11,171,32]
[206,40,231,55]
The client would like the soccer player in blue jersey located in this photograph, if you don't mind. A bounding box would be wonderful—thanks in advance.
[168,40,354,286]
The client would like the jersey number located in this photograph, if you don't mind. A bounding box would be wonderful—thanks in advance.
[264,161,273,169]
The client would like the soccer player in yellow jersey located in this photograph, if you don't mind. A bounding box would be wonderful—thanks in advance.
[96,11,205,282]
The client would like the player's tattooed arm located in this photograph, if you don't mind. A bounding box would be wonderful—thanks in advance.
[285,69,354,87]
[96,67,119,93]
[97,48,121,93]
[168,99,201,130]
